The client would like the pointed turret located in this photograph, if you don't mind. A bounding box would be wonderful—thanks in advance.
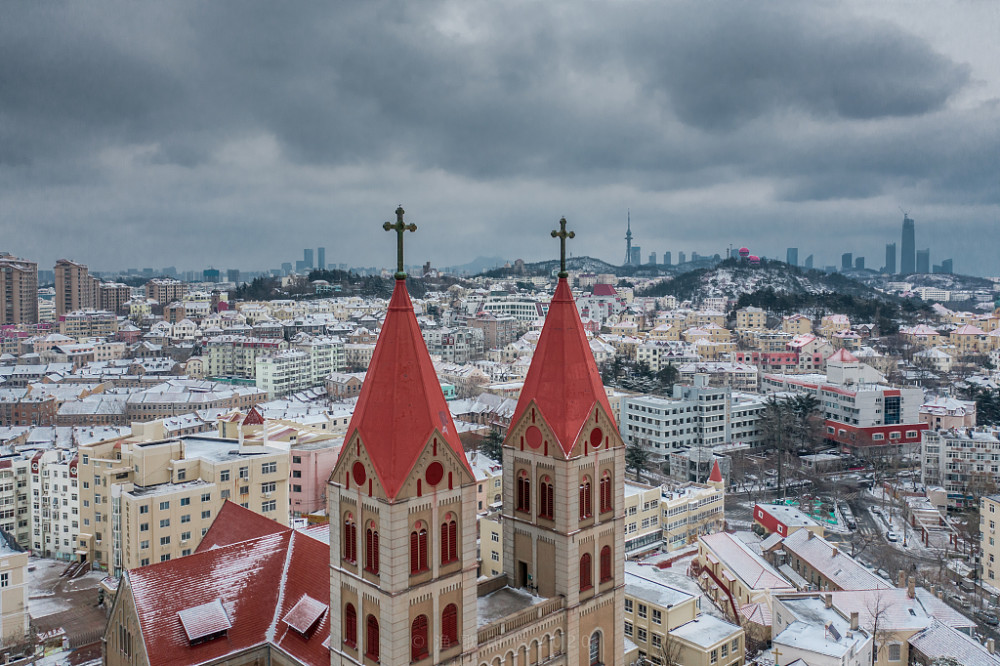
[510,277,617,456]
[242,406,265,426]
[708,458,724,489]
[337,278,472,500]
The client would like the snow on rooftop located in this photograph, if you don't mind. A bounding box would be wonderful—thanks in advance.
[178,599,232,642]
[670,614,742,648]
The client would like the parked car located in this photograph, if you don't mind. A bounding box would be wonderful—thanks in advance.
[885,531,900,542]
[975,610,999,626]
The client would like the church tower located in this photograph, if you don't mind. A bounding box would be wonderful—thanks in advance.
[328,208,478,665]
[503,218,626,665]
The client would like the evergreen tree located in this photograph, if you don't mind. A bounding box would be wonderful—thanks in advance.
[625,443,651,482]
[480,427,504,464]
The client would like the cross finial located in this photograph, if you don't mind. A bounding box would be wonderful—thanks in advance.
[550,217,575,278]
[383,205,417,280]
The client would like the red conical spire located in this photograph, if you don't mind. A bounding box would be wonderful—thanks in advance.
[338,279,472,499]
[511,278,617,456]
[708,459,723,483]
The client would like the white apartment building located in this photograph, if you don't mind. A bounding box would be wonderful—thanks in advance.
[205,335,287,378]
[256,350,312,398]
[622,375,766,454]
[0,455,30,546]
[292,335,345,383]
[479,297,548,322]
[624,479,726,555]
[29,450,80,561]
[922,427,1000,508]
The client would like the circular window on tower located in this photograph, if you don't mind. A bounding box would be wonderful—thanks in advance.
[425,461,444,486]
[352,461,367,485]
[590,427,604,448]
[525,426,543,449]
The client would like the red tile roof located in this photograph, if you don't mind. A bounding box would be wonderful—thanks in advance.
[126,504,331,666]
[592,284,617,297]
[827,348,859,363]
[336,278,472,499]
[196,501,288,552]
[511,278,617,456]
[242,406,266,426]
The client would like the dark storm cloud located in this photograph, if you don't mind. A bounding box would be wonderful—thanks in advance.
[0,1,996,272]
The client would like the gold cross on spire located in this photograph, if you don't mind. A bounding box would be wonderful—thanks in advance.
[383,205,416,280]
[550,217,575,278]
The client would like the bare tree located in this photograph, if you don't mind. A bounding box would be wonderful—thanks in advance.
[866,590,896,663]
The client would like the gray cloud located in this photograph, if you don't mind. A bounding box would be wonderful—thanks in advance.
[0,0,997,274]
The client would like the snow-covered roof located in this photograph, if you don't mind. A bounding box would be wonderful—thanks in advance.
[670,614,742,648]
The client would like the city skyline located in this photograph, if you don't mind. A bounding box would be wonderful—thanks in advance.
[1,2,998,275]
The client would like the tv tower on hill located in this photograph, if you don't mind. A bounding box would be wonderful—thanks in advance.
[624,210,633,265]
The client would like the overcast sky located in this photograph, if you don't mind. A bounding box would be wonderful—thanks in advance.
[2,1,998,276]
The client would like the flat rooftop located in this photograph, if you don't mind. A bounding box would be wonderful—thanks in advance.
[477,586,545,628]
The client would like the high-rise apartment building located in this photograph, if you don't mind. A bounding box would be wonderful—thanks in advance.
[678,251,686,264]
[663,251,671,266]
[885,242,897,274]
[303,248,314,270]
[648,252,657,265]
[99,283,132,315]
[226,269,240,284]
[786,248,798,267]
[901,214,916,274]
[145,278,188,305]
[629,246,641,265]
[0,253,38,325]
[317,247,325,271]
[54,258,100,316]
[916,249,930,274]
[854,256,865,270]
[804,254,813,269]
[841,253,852,270]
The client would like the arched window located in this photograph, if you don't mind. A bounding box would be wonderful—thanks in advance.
[580,552,593,591]
[343,514,357,563]
[410,521,429,574]
[365,522,379,574]
[589,631,601,665]
[516,470,530,513]
[441,514,458,565]
[343,603,357,647]
[579,477,592,520]
[599,471,613,514]
[365,615,379,661]
[600,545,612,583]
[539,476,554,519]
[441,603,459,649]
[411,614,429,662]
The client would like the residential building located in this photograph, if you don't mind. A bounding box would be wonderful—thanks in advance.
[753,503,824,539]
[0,253,38,325]
[124,380,265,422]
[205,335,287,379]
[981,495,1000,584]
[29,449,80,560]
[77,426,289,575]
[59,309,118,340]
[145,278,188,305]
[761,529,892,592]
[256,350,312,398]
[468,312,519,350]
[923,428,1000,508]
[919,395,975,430]
[99,283,133,315]
[668,615,745,666]
[623,563,701,664]
[54,258,100,316]
[660,474,726,551]
[0,531,28,647]
[770,593,873,666]
[0,454,30,546]
[735,306,767,331]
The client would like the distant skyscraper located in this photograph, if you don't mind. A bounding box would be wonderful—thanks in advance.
[841,253,853,270]
[663,251,671,266]
[940,258,953,274]
[629,246,641,265]
[901,214,915,274]
[648,252,657,265]
[281,262,292,275]
[203,268,220,283]
[227,269,240,284]
[303,249,314,270]
[804,254,814,269]
[678,251,686,264]
[317,247,326,271]
[624,211,633,265]
[786,248,798,267]
[916,248,930,274]
[885,242,896,274]
[854,257,865,270]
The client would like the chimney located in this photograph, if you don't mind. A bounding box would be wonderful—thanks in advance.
[907,577,915,599]
[832,546,839,557]
[825,593,833,609]
[850,612,859,631]
[898,571,906,588]
[988,639,996,655]
[930,585,935,597]
[808,530,814,540]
